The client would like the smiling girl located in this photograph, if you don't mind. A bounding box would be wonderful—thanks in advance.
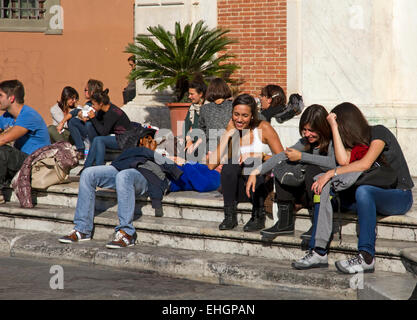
[207,93,284,231]
[246,104,336,238]
[183,77,207,157]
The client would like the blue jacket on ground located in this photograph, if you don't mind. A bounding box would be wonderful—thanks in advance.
[169,162,220,192]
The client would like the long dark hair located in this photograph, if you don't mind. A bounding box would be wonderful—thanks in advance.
[57,86,79,113]
[331,102,371,149]
[261,84,286,109]
[91,88,110,105]
[299,104,331,154]
[232,93,260,130]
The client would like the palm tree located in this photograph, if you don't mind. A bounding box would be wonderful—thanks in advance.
[125,20,240,102]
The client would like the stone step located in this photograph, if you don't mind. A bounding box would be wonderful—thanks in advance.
[401,247,417,278]
[0,202,414,274]
[4,178,417,242]
[0,227,357,298]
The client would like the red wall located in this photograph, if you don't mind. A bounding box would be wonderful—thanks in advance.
[218,0,287,96]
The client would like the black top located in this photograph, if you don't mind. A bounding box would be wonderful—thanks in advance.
[260,105,286,123]
[90,104,133,136]
[371,125,414,190]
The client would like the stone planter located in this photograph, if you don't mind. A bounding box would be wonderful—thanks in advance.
[166,102,191,137]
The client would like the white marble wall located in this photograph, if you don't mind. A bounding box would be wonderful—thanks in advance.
[286,0,417,176]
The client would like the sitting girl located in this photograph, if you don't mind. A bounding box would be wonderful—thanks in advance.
[293,102,413,273]
[246,104,336,238]
[83,89,133,168]
[208,94,284,232]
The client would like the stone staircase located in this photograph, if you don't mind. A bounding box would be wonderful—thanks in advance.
[0,166,416,299]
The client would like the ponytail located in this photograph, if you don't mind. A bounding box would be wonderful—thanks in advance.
[91,88,110,105]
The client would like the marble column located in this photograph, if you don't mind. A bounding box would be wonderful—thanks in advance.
[284,0,417,175]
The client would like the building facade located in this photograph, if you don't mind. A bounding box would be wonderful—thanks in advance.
[127,0,417,175]
[2,1,416,174]
[0,0,135,123]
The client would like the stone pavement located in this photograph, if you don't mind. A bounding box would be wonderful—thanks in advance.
[0,227,416,300]
[0,254,346,300]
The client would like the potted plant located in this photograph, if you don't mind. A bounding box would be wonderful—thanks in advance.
[125,20,239,136]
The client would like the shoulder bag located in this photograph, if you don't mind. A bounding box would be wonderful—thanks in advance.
[354,162,398,189]
[31,157,70,189]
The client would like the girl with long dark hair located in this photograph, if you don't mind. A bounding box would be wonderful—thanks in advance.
[208,93,284,231]
[48,86,79,143]
[57,79,104,160]
[246,104,336,237]
[303,102,413,273]
[82,89,133,168]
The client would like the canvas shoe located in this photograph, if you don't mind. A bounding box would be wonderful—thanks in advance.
[0,193,5,204]
[335,253,375,274]
[59,229,91,243]
[106,230,137,249]
[291,250,329,270]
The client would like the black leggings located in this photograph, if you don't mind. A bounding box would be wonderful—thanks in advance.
[221,163,269,208]
[274,164,325,209]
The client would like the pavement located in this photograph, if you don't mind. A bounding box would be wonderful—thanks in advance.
[0,227,416,300]
[0,254,346,301]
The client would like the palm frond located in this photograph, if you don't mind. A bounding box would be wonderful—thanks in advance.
[125,20,240,101]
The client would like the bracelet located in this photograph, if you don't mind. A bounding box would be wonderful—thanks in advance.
[334,168,338,177]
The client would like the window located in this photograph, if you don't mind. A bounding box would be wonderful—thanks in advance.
[0,0,62,34]
[0,0,46,20]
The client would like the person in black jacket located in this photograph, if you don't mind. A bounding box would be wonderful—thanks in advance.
[59,127,183,249]
[83,88,133,168]
[258,84,304,123]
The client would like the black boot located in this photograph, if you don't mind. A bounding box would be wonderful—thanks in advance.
[260,202,294,237]
[219,204,238,230]
[243,207,266,232]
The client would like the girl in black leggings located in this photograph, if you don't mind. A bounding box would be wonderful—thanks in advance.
[208,94,284,231]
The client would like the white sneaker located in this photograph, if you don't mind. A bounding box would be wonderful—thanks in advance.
[335,254,375,274]
[292,250,328,270]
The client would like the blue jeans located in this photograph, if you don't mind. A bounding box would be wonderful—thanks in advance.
[68,118,97,152]
[341,185,413,257]
[73,165,148,237]
[84,135,120,168]
[309,186,413,256]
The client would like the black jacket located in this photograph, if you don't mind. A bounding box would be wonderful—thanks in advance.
[111,147,183,208]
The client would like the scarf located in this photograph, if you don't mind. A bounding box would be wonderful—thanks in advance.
[188,103,201,124]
